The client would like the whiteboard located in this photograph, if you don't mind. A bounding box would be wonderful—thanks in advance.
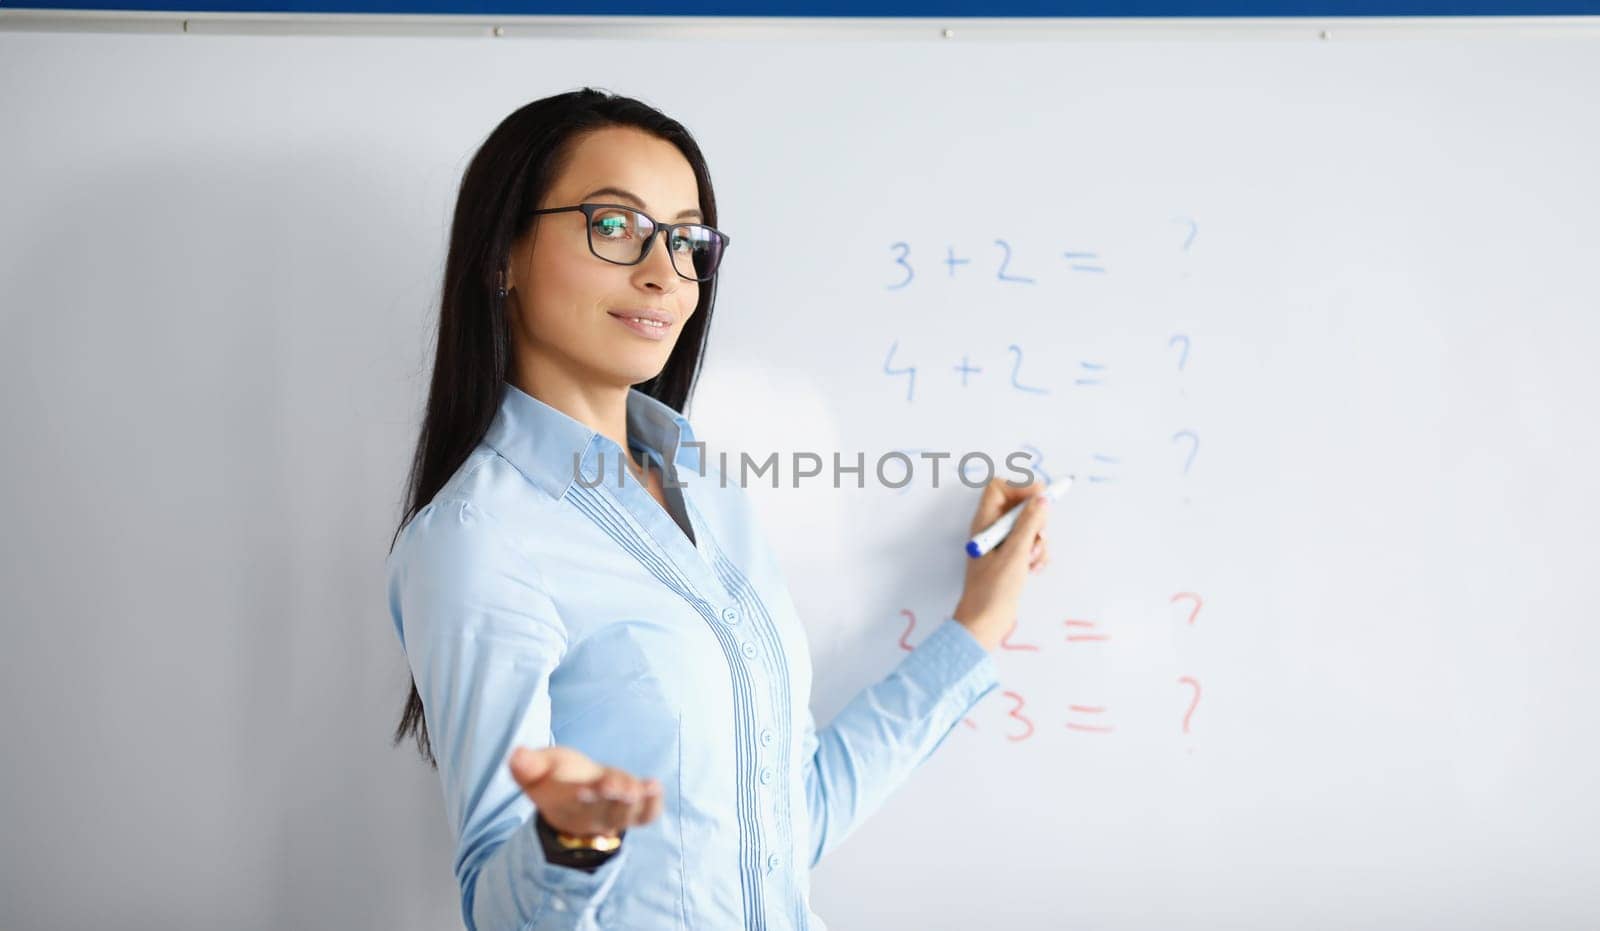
[2,23,1597,931]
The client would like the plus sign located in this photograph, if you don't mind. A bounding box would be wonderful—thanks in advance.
[952,356,982,387]
[944,246,971,277]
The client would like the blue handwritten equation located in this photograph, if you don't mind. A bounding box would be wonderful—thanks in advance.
[875,220,1204,485]
[885,239,1115,289]
[877,224,1207,400]
[882,341,1061,402]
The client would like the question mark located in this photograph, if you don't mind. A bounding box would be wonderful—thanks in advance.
[1170,591,1203,625]
[1168,333,1191,372]
[1172,217,1198,279]
[1168,333,1191,400]
[1171,430,1200,475]
[1172,217,1198,251]
[1177,676,1202,735]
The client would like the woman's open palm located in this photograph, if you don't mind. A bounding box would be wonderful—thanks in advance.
[509,745,663,837]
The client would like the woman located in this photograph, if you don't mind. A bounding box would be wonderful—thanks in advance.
[386,88,1054,931]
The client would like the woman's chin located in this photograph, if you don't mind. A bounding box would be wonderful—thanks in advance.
[604,355,671,387]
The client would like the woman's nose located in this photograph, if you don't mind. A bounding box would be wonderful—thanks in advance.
[640,228,681,281]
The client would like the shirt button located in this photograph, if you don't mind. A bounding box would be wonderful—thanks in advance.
[741,641,759,659]
[759,766,775,785]
[550,898,567,912]
[721,607,740,625]
[760,728,775,747]
[767,853,783,872]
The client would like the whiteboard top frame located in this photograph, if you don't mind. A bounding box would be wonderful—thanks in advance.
[3,8,1600,39]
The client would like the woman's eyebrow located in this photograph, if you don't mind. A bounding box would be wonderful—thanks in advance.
[581,186,703,221]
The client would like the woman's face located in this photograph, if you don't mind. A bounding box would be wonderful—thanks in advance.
[507,125,703,391]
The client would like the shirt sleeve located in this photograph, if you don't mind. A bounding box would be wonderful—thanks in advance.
[799,615,1000,867]
[387,497,632,931]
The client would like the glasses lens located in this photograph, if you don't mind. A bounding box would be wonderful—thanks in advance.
[666,224,724,281]
[588,206,723,281]
[589,206,647,264]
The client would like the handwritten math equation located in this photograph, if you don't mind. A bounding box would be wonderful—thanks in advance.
[881,218,1204,487]
[881,219,1196,290]
[885,218,1212,745]
[879,219,1199,403]
[883,239,1110,290]
[881,333,1193,402]
[898,594,1206,742]
[888,433,1195,501]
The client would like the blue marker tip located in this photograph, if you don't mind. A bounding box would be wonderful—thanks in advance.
[965,540,981,559]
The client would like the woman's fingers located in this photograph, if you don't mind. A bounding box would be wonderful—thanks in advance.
[627,777,662,826]
[589,770,643,830]
[512,745,602,788]
[637,783,665,825]
[509,746,554,787]
[509,748,664,835]
[595,770,666,831]
[1003,490,1051,566]
[972,476,1047,534]
[597,770,634,803]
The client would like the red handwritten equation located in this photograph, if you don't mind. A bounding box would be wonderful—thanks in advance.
[899,590,1207,741]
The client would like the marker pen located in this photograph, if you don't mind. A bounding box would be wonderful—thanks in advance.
[964,475,1075,559]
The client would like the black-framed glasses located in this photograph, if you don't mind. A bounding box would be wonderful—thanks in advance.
[531,202,730,282]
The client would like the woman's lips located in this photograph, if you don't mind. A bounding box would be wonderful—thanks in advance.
[608,311,672,341]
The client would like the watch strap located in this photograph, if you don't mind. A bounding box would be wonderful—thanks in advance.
[534,810,624,874]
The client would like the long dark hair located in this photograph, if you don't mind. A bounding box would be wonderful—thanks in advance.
[389,88,722,767]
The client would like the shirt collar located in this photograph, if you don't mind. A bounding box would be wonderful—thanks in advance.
[484,381,700,501]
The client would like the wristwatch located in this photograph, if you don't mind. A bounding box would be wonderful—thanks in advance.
[534,810,625,874]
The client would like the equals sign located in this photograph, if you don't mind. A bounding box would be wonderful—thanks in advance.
[1065,705,1114,734]
[1063,251,1107,273]
[1074,361,1107,386]
[1064,619,1109,643]
[1087,453,1120,483]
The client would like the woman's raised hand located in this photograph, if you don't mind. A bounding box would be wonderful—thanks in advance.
[508,745,663,837]
[952,475,1054,651]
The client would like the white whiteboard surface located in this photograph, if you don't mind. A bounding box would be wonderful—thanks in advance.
[2,25,1597,931]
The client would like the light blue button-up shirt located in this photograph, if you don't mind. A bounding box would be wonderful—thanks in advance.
[386,381,1000,930]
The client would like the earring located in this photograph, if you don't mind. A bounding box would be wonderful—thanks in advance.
[496,270,508,299]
